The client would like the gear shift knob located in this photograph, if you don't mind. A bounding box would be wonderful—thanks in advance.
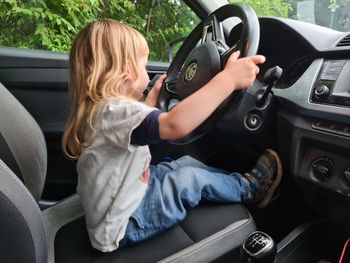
[241,231,277,263]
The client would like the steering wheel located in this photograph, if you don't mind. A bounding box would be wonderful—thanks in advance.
[158,3,260,144]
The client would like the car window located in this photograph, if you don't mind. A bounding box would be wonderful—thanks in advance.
[229,0,350,32]
[288,0,350,32]
[0,0,200,62]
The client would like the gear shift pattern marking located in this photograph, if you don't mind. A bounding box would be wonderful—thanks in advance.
[243,231,273,256]
[241,231,277,263]
[247,233,272,254]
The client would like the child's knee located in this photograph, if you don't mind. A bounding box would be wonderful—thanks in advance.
[176,155,202,166]
[167,167,201,187]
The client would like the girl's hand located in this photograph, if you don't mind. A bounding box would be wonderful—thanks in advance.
[145,73,167,107]
[158,52,265,140]
[221,51,266,91]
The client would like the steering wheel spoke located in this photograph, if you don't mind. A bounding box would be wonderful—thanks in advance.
[201,15,229,51]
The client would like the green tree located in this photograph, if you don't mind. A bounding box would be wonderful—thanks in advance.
[0,0,102,51]
[229,0,291,17]
[0,0,292,61]
[0,0,199,61]
[134,0,199,61]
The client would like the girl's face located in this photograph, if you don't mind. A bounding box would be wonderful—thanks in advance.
[137,54,150,95]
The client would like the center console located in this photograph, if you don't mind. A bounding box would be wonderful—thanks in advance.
[275,97,350,262]
[275,219,350,263]
[311,59,350,107]
[275,57,350,205]
[254,56,350,263]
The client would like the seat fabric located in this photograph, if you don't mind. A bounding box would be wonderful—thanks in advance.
[0,159,48,263]
[54,203,255,263]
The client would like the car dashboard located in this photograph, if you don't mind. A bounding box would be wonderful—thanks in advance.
[257,17,350,219]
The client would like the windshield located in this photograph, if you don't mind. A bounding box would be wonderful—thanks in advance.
[1,0,348,59]
[229,0,350,32]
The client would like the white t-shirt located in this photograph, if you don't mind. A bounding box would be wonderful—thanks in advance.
[77,99,156,252]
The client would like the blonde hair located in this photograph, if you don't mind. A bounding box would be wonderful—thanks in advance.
[62,19,149,160]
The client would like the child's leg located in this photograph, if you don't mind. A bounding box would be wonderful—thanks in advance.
[119,173,164,247]
[120,150,282,246]
[153,155,230,179]
[120,164,250,247]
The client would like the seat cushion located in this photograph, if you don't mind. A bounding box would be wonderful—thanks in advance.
[54,203,255,263]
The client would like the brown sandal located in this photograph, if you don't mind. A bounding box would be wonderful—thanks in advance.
[243,149,282,208]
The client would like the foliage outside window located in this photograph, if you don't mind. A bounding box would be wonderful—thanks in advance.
[229,0,291,17]
[2,0,349,61]
[0,0,199,61]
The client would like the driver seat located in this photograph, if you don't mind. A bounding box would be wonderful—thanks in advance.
[0,82,256,263]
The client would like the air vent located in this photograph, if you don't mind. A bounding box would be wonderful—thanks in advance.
[337,34,350,47]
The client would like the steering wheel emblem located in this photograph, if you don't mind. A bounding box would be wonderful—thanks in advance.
[185,62,197,82]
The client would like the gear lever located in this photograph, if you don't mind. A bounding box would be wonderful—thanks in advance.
[256,66,283,107]
[241,231,277,263]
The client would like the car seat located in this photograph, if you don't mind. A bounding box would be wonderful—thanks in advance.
[0,82,256,263]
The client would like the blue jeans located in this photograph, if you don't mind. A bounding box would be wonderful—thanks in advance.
[119,155,250,246]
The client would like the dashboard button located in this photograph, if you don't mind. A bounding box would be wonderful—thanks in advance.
[324,65,343,74]
[320,72,339,81]
[325,60,346,67]
[311,120,350,138]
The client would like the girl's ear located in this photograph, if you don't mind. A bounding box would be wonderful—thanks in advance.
[124,77,132,88]
[123,65,133,87]
[124,59,138,80]
[124,70,132,81]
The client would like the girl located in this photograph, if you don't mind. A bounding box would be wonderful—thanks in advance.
[62,19,282,252]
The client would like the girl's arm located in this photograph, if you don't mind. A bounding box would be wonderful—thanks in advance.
[159,51,266,140]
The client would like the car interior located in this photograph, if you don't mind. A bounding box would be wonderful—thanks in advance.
[1,0,350,262]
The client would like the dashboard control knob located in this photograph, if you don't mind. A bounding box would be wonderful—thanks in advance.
[314,85,330,97]
[311,157,335,181]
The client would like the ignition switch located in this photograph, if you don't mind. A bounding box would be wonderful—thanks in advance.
[245,111,262,130]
